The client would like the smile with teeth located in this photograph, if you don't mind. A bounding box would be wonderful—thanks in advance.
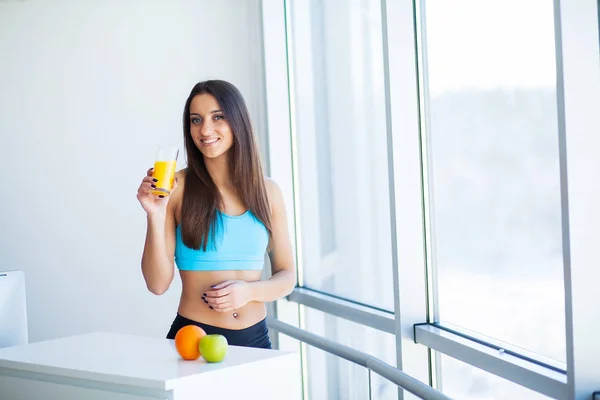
[201,137,220,145]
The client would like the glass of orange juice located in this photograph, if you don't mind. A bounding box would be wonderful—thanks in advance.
[151,146,178,196]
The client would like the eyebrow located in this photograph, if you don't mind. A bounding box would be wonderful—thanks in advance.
[190,110,222,116]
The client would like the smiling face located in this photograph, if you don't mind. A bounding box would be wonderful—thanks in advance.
[189,93,234,160]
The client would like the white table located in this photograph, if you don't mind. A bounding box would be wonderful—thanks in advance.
[0,332,300,400]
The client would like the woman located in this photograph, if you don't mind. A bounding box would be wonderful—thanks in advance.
[136,80,296,349]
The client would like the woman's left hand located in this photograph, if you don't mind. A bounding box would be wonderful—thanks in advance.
[202,280,254,312]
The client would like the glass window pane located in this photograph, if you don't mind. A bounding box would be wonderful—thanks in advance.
[288,0,395,310]
[422,0,566,362]
[439,354,552,399]
[306,345,371,400]
[304,308,398,400]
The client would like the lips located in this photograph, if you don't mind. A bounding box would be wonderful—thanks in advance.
[200,138,220,147]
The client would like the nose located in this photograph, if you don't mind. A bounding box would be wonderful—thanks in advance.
[200,120,214,136]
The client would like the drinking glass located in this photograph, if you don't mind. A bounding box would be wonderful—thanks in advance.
[151,146,178,196]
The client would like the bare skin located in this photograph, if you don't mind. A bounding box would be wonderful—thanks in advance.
[137,93,295,331]
[173,170,267,329]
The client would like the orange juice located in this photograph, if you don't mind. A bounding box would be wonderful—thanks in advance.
[152,160,177,196]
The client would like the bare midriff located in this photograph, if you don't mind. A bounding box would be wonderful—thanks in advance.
[177,269,267,330]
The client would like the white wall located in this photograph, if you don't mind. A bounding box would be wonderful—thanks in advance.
[0,0,266,343]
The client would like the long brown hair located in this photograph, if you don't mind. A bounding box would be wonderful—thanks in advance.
[181,80,272,251]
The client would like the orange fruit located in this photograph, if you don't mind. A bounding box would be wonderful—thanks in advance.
[174,325,206,360]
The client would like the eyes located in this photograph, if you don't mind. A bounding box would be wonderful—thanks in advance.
[190,115,225,125]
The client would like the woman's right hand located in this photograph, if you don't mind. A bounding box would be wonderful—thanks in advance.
[136,168,178,217]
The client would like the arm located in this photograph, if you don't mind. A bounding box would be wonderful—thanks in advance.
[139,170,182,295]
[248,178,296,302]
[141,211,176,295]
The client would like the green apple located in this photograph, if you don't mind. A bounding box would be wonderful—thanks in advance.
[200,334,228,363]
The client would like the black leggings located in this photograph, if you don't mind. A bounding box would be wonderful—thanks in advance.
[166,313,272,349]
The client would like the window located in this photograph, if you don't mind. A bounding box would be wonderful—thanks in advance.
[304,308,397,400]
[421,0,566,363]
[288,0,395,311]
[266,0,600,397]
[439,354,552,399]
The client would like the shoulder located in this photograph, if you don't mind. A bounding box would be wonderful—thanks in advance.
[264,177,285,214]
[175,168,187,183]
[264,177,283,200]
[169,169,188,221]
[173,168,187,197]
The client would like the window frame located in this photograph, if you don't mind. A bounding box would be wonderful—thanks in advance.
[260,0,600,399]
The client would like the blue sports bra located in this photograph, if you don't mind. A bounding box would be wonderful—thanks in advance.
[174,210,269,271]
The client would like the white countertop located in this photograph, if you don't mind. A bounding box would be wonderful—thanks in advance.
[0,332,293,391]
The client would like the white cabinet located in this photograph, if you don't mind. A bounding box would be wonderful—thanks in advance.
[0,332,300,400]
